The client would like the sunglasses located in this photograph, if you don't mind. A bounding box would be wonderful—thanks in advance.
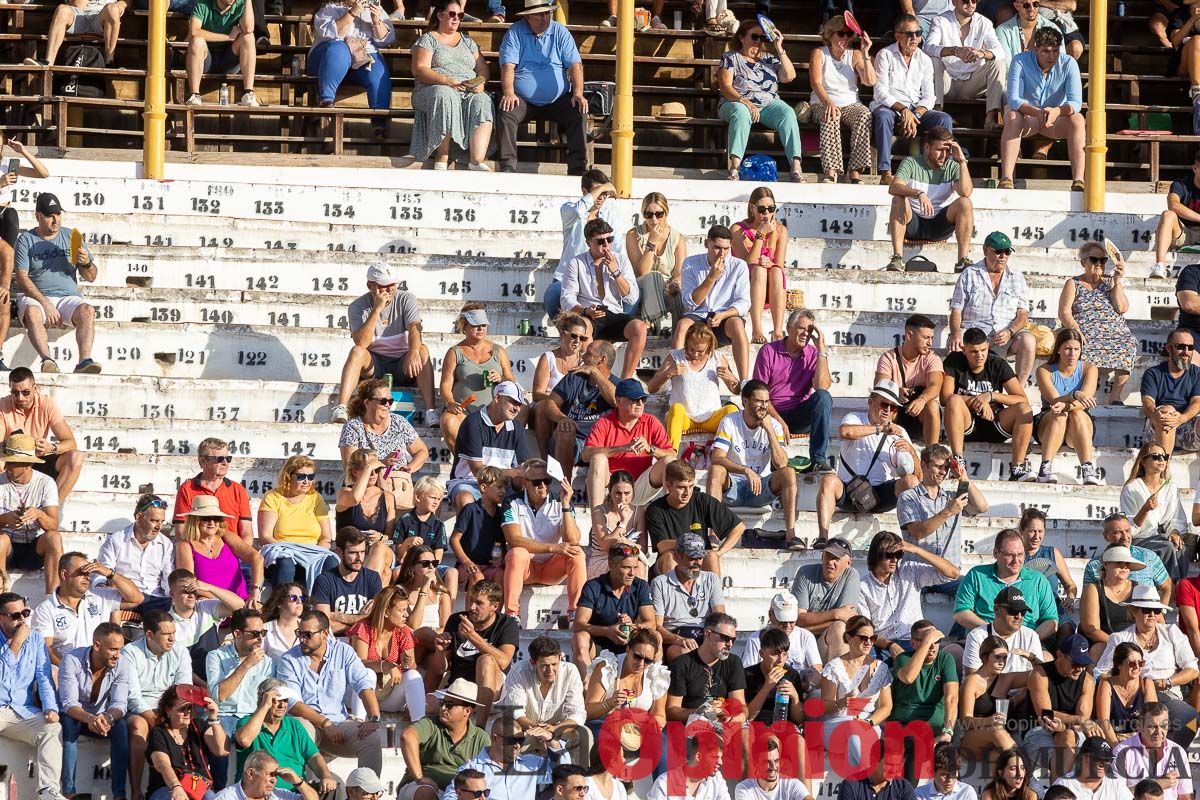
[241,629,266,639]
[884,550,904,559]
[897,29,922,37]
[528,477,552,487]
[294,473,316,481]
[174,705,194,716]
[756,204,777,214]
[417,559,438,568]
[462,791,492,799]
[197,518,223,526]
[137,496,169,513]
[628,651,655,665]
[370,396,395,405]
[993,248,1013,256]
[834,30,853,37]
[297,629,324,640]
[3,609,29,620]
[443,9,463,16]
[288,593,305,603]
[880,402,899,412]
[370,466,385,475]
[1020,2,1039,7]
[1148,453,1171,462]
[1137,608,1163,615]
[708,629,736,644]
[443,700,475,709]
[568,788,590,796]
[592,236,614,246]
[643,210,666,219]
[1174,343,1195,351]
[1125,660,1144,668]
[851,632,878,643]
[1086,256,1109,265]
[8,389,32,397]
[1001,606,1027,617]
[749,32,767,41]
[564,332,587,341]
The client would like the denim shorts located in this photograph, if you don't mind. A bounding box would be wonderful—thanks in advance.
[724,473,775,507]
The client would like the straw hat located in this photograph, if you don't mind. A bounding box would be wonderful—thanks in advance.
[434,678,483,706]
[184,495,226,518]
[515,0,558,15]
[655,102,688,121]
[2,433,43,464]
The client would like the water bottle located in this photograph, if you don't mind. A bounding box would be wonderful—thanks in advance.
[1116,0,1125,15]
[1193,95,1200,136]
[773,687,790,722]
[218,83,230,105]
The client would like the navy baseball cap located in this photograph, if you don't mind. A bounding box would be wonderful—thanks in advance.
[615,378,648,401]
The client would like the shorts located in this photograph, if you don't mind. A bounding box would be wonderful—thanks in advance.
[1033,409,1093,443]
[67,7,106,35]
[836,479,900,512]
[551,431,586,465]
[1173,223,1200,250]
[904,207,955,242]
[370,351,419,387]
[964,411,1013,443]
[1022,726,1084,771]
[447,478,481,503]
[895,408,925,442]
[202,43,243,75]
[0,207,18,248]
[6,538,42,571]
[1145,416,1200,452]
[33,452,61,479]
[17,295,88,327]
[681,313,733,347]
[590,311,637,343]
[724,473,775,508]
[1039,6,1082,39]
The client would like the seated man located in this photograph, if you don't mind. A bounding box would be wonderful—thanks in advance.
[540,339,617,486]
[0,432,61,594]
[24,0,127,66]
[497,4,587,175]
[1112,703,1193,800]
[544,170,621,319]
[234,678,338,796]
[792,538,859,662]
[876,314,944,446]
[448,381,531,511]
[740,592,822,675]
[753,309,833,474]
[915,744,976,800]
[125,609,191,798]
[1023,634,1096,780]
[1140,329,1200,453]
[430,580,519,724]
[816,380,921,544]
[312,527,382,635]
[333,263,436,427]
[12,194,101,374]
[707,379,798,547]
[651,534,726,663]
[999,27,1084,190]
[942,327,1038,482]
[447,733,550,800]
[1153,153,1200,279]
[559,219,645,380]
[572,542,655,669]
[675,225,751,380]
[665,612,746,726]
[184,0,259,107]
[58,622,133,800]
[398,679,490,800]
[0,591,62,800]
[645,460,745,576]
[954,528,1058,639]
[1083,513,1173,604]
[962,587,1050,676]
[743,633,805,725]
[33,551,143,666]
[207,609,277,789]
[0,369,85,507]
[162,567,245,682]
[218,750,320,800]
[493,636,586,754]
[501,459,586,620]
[583,378,676,512]
[449,468,509,592]
[837,741,914,800]
[898,443,989,587]
[925,0,1005,128]
[172,437,254,544]
[97,493,172,599]
[886,127,974,274]
[860,532,960,658]
[871,14,955,184]
[889,619,959,745]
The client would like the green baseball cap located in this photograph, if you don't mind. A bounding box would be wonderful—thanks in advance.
[984,231,1013,251]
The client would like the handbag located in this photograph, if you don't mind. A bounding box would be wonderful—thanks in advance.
[841,433,889,514]
[178,723,213,800]
[1025,322,1055,356]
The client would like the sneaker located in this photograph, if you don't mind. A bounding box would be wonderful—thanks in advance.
[953,454,967,474]
[38,788,67,800]
[468,161,492,171]
[255,34,270,47]
[1150,262,1168,279]
[22,57,47,67]
[885,254,904,272]
[816,458,836,475]
[1036,459,1057,483]
[1010,460,1036,482]
[185,93,202,105]
[650,13,666,27]
[1080,461,1101,486]
[954,257,972,273]
[422,408,440,428]
[74,358,101,374]
[239,90,260,107]
[40,358,59,374]
[433,161,448,171]
[331,403,349,423]
[601,14,616,25]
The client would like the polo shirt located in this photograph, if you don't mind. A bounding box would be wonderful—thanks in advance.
[1051,776,1134,800]
[1111,735,1192,800]
[32,587,122,660]
[498,19,581,106]
[395,509,449,551]
[836,778,916,800]
[668,649,746,710]
[888,650,957,729]
[191,0,246,34]
[578,573,652,628]
[234,715,318,788]
[858,561,943,643]
[952,564,1057,630]
[207,643,277,718]
[399,717,490,788]
[173,474,252,535]
[1083,545,1169,588]
[752,340,818,413]
[502,495,565,563]
[583,411,672,480]
[914,782,976,800]
[0,393,64,440]
[124,637,192,715]
[97,524,174,596]
[650,569,724,628]
[451,407,534,482]
[897,483,962,568]
[453,501,506,566]
[644,492,739,551]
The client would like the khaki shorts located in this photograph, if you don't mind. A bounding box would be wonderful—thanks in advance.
[1172,224,1200,249]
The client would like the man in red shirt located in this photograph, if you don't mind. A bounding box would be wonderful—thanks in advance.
[172,437,253,544]
[582,378,676,521]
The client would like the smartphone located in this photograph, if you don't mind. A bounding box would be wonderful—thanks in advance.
[5,159,17,176]
[956,479,969,497]
[381,448,402,480]
[1041,709,1055,720]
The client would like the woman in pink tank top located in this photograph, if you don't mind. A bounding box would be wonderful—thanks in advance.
[174,495,262,603]
[731,186,789,345]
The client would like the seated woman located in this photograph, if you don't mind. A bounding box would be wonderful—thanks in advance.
[336,448,398,580]
[438,303,516,449]
[1095,641,1156,745]
[586,471,646,579]
[531,312,589,457]
[808,14,875,184]
[348,585,427,718]
[396,544,452,680]
[1079,545,1141,662]
[646,325,740,450]
[1034,327,1099,485]
[1057,242,1136,405]
[261,582,304,662]
[1121,442,1190,583]
[1019,507,1077,617]
[715,18,804,182]
[308,0,396,137]
[624,192,686,328]
[176,495,263,604]
[145,686,227,800]
[584,627,668,776]
[958,635,1017,761]
[258,455,337,590]
[980,749,1038,800]
[338,378,428,510]
[731,187,788,344]
[819,615,893,765]
[410,0,493,170]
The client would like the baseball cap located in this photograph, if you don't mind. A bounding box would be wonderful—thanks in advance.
[493,381,524,404]
[984,231,1013,251]
[346,768,387,793]
[823,537,852,559]
[994,586,1031,614]
[1057,633,1093,665]
[461,308,489,327]
[870,379,904,406]
[770,592,798,623]
[1079,736,1114,762]
[365,262,401,286]
[676,532,707,559]
[35,193,62,215]
[615,378,649,401]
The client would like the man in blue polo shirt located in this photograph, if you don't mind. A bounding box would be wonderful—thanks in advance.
[449,381,532,511]
[570,542,654,670]
[496,0,588,175]
[952,528,1057,639]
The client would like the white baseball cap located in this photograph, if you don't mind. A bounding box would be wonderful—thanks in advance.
[366,262,401,286]
[770,592,799,623]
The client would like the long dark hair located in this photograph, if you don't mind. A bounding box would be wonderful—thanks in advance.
[262,582,305,622]
[426,0,462,30]
[984,749,1035,800]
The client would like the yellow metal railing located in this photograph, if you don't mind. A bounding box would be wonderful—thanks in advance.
[612,0,634,196]
[1084,0,1107,210]
[142,0,167,179]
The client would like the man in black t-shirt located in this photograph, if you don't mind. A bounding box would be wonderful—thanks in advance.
[743,626,804,725]
[540,340,618,485]
[666,611,747,725]
[644,460,743,576]
[431,580,519,724]
[941,327,1038,482]
[312,528,383,635]
[1153,154,1200,278]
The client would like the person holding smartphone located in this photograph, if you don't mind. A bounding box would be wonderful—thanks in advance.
[0,139,49,374]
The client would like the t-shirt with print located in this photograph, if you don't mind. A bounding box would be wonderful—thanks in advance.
[394,509,448,551]
[896,155,961,217]
[942,351,1015,398]
[835,412,912,486]
[338,414,420,464]
[1139,362,1200,413]
[446,610,520,682]
[551,372,617,441]
[1177,264,1200,331]
[644,492,740,551]
[0,471,58,544]
[875,348,944,398]
[311,568,382,617]
[346,289,422,357]
[790,563,859,612]
[713,412,785,478]
[667,649,747,710]
[13,228,88,297]
[191,0,246,34]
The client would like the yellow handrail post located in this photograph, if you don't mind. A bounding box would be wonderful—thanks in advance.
[612,0,634,197]
[1084,0,1107,211]
[142,0,167,179]
[555,0,567,25]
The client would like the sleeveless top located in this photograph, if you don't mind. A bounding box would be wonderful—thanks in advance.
[1045,663,1086,712]
[972,675,999,718]
[1107,680,1144,734]
[452,345,502,411]
[336,491,389,535]
[1098,584,1134,635]
[815,46,859,106]
[191,540,248,599]
[669,349,723,421]
[1049,363,1085,397]
[413,593,441,630]
[538,349,568,393]
[732,221,774,265]
[634,224,682,279]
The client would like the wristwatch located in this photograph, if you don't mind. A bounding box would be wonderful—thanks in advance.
[366,714,382,722]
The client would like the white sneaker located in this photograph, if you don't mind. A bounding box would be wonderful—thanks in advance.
[38,789,67,800]
[468,161,492,171]
[1080,461,1102,486]
[422,408,440,428]
[433,161,448,171]
[331,403,349,423]
[600,14,616,25]
[1150,262,1168,279]
[1036,459,1057,483]
[239,90,260,107]
[185,93,203,105]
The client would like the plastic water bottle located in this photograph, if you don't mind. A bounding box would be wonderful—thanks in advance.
[218,83,230,105]
[1116,0,1125,15]
[773,687,790,722]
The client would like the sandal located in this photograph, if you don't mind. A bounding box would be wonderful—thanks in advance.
[786,538,807,552]
[790,169,807,183]
[997,177,1014,189]
[752,333,767,344]
[818,174,835,183]
[771,330,785,341]
[704,22,726,35]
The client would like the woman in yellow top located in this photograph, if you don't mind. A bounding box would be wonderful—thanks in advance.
[259,455,336,587]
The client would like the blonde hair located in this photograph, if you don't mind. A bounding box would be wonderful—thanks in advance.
[641,191,670,217]
[364,585,409,644]
[820,14,848,44]
[277,455,317,496]
[453,302,488,335]
[413,476,443,497]
[683,325,717,356]
[179,514,224,543]
[344,448,375,486]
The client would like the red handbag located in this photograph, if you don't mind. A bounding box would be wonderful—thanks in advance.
[178,722,213,800]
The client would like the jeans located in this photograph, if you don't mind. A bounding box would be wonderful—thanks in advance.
[308,40,392,110]
[779,389,832,463]
[871,107,954,172]
[62,714,129,798]
[719,98,802,162]
[266,554,338,587]
[543,279,563,321]
[488,0,505,15]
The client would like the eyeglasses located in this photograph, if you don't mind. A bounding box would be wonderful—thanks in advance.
[1086,256,1109,265]
[462,790,492,798]
[628,651,655,665]
[241,629,266,639]
[370,396,395,405]
[884,550,904,559]
[417,559,438,568]
[288,593,305,603]
[197,518,223,526]
[897,29,922,37]
[174,705,194,716]
[642,210,665,219]
[294,473,316,482]
[592,236,614,246]
[8,389,32,397]
[755,205,777,214]
[879,402,899,412]
[136,496,169,513]
[2,609,29,620]
[567,787,590,796]
[1174,343,1195,351]
[708,629,736,645]
[992,248,1013,256]
[1148,453,1171,462]
[297,629,324,640]
[748,32,767,41]
[1020,2,1039,7]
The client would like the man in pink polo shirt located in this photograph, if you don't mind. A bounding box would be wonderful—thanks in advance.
[582,378,676,519]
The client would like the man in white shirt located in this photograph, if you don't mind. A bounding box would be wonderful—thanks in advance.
[924,0,1006,126]
[962,587,1049,677]
[32,551,142,666]
[97,493,173,598]
[859,531,959,658]
[163,567,246,682]
[492,636,586,757]
[708,379,798,547]
[545,170,621,322]
[674,225,751,381]
[559,218,646,380]
[915,743,978,800]
[872,13,956,183]
[815,380,921,542]
[1055,737,1135,800]
[1112,704,1194,800]
[215,750,317,800]
[734,736,809,800]
[740,593,822,674]
[0,432,61,595]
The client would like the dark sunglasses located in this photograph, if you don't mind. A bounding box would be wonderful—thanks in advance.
[3,609,30,620]
[443,700,475,709]
[1020,2,1039,7]
[1086,256,1109,265]
[370,467,385,475]
[417,559,438,568]
[8,388,32,397]
[756,204,777,214]
[370,396,395,405]
[879,402,899,412]
[564,332,587,341]
[294,473,316,481]
[1174,343,1195,351]
[897,29,922,37]
[240,629,266,639]
[1125,660,1145,668]
[1001,606,1027,617]
[297,629,324,640]
[749,32,767,41]
[884,550,904,559]
[528,477,552,487]
[1148,453,1171,462]
[642,210,665,219]
[628,651,655,665]
[288,593,305,603]
[462,791,491,799]
[707,629,736,644]
[204,455,233,464]
[1137,607,1163,615]
[992,248,1013,256]
[443,9,464,16]
[834,30,853,37]
[136,496,169,513]
[592,235,614,246]
[174,705,194,715]
[851,632,878,643]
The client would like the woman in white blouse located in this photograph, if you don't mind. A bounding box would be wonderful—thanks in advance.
[1120,442,1188,582]
[819,615,893,765]
[308,0,397,137]
[807,14,874,184]
[260,582,304,661]
[585,628,669,782]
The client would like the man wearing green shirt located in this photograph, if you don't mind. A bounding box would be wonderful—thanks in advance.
[234,678,338,794]
[953,528,1058,638]
[185,0,258,107]
[885,126,974,273]
[890,619,959,738]
[399,679,490,800]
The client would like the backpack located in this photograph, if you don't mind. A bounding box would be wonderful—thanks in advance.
[57,45,107,98]
[738,154,778,182]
